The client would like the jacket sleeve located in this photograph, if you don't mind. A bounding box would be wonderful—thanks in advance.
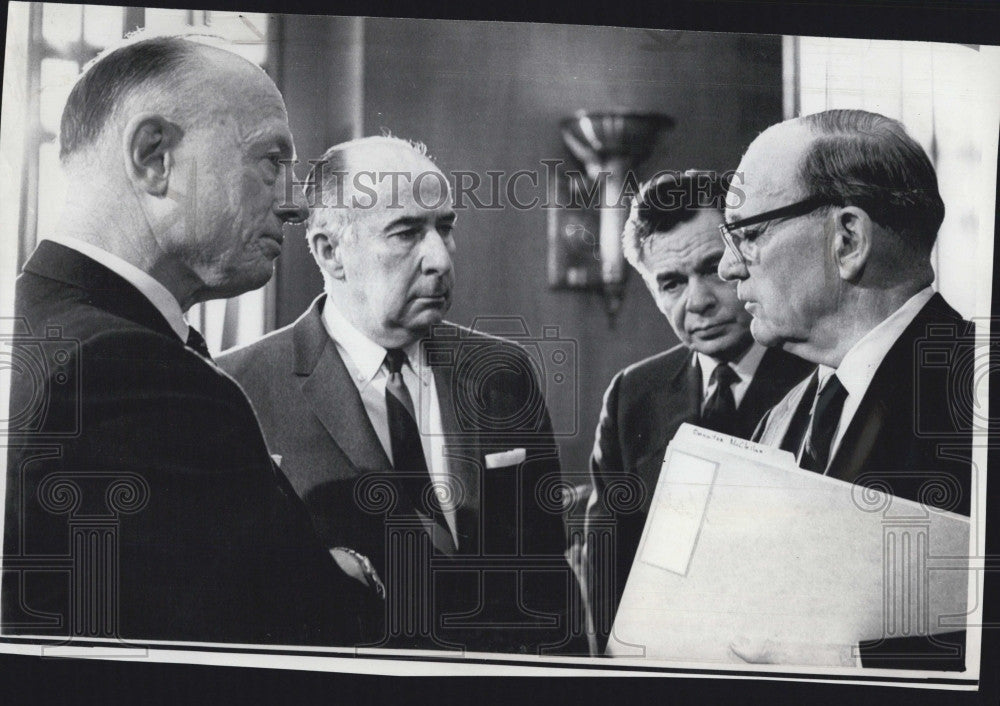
[580,371,626,654]
[4,328,370,646]
[587,370,624,530]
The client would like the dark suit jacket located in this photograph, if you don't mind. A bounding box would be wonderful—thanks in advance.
[586,343,815,652]
[756,293,973,517]
[754,293,973,670]
[2,241,372,646]
[219,295,575,654]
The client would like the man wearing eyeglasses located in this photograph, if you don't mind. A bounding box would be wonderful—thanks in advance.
[718,109,972,670]
[584,171,813,654]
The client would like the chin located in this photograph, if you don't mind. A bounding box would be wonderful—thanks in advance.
[408,309,446,331]
[216,264,275,299]
[244,266,276,292]
[748,319,784,348]
[693,333,752,360]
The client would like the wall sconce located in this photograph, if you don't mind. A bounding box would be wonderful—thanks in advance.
[548,110,674,324]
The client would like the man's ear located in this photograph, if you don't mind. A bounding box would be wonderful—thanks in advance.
[309,226,348,280]
[123,114,183,197]
[831,206,873,281]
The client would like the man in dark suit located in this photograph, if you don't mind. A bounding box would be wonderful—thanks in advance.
[718,109,973,669]
[585,173,814,653]
[219,136,575,654]
[3,36,371,646]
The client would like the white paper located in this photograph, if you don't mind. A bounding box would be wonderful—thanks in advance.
[607,424,971,665]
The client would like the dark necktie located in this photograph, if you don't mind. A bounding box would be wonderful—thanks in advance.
[384,349,443,520]
[700,363,740,435]
[800,373,848,473]
[186,326,213,361]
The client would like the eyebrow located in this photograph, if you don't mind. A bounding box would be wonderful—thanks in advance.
[244,131,293,158]
[270,135,294,158]
[654,251,723,284]
[384,212,457,230]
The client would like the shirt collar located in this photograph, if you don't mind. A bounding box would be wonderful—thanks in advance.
[695,340,767,390]
[832,286,935,399]
[321,298,427,383]
[46,235,189,341]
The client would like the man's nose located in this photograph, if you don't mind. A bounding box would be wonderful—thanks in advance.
[685,276,716,314]
[421,229,454,274]
[718,246,748,282]
[275,175,309,225]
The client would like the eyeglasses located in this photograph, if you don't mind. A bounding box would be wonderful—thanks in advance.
[718,195,835,267]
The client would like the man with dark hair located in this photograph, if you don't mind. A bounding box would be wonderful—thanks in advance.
[585,171,813,653]
[219,136,576,654]
[3,35,371,645]
[718,109,972,669]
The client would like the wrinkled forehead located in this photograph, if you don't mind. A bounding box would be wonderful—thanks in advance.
[642,210,727,271]
[727,122,813,218]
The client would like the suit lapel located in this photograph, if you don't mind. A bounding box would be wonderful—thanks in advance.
[826,397,887,484]
[754,372,815,451]
[823,295,952,483]
[426,334,482,552]
[293,297,391,473]
[665,350,702,435]
[737,348,814,439]
[821,294,964,483]
[24,240,179,341]
[630,350,700,491]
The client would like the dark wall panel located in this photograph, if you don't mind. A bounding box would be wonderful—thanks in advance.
[284,18,784,478]
[274,14,363,328]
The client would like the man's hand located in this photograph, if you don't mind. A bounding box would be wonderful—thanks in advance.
[330,547,386,599]
[729,637,858,667]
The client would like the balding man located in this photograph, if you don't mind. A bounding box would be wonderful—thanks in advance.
[220,136,576,654]
[3,36,370,646]
[718,109,972,669]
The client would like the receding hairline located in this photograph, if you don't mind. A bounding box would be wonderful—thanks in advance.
[143,43,280,113]
[738,120,817,201]
[61,35,279,162]
[305,135,445,234]
[337,136,436,176]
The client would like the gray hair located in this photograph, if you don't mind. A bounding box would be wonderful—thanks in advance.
[797,109,944,252]
[304,135,430,244]
[59,32,238,162]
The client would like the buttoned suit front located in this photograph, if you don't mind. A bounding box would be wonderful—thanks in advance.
[586,343,814,652]
[219,295,576,654]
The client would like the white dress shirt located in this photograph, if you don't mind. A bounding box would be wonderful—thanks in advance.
[321,299,458,546]
[695,341,768,412]
[804,286,935,469]
[45,235,189,341]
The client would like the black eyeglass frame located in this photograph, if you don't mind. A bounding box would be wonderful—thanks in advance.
[718,195,838,265]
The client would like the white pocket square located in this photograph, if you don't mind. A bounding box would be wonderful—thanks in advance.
[270,454,283,467]
[485,448,527,469]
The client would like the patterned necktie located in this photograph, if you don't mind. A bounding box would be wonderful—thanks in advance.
[800,373,848,473]
[186,326,213,361]
[700,363,740,435]
[384,349,443,519]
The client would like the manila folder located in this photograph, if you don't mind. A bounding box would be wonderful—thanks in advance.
[606,423,970,664]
